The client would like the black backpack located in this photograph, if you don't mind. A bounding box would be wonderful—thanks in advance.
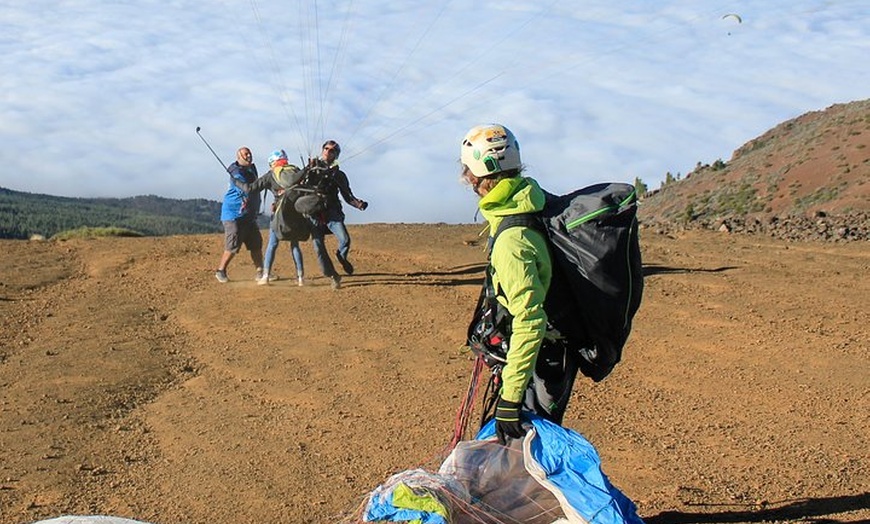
[467,182,643,382]
[270,165,311,241]
[293,162,333,217]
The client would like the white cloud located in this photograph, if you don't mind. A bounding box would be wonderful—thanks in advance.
[1,1,867,223]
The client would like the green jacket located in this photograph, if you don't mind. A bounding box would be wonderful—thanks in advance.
[479,176,552,403]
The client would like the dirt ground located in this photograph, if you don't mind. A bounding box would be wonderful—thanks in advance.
[1,224,867,524]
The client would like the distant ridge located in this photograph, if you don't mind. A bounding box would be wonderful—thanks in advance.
[639,98,869,241]
[0,188,224,239]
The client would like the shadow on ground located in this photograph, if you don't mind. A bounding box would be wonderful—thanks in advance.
[644,492,870,524]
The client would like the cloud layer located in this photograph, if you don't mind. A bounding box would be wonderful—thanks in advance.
[2,1,868,223]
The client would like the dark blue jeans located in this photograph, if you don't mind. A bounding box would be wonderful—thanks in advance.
[310,218,350,278]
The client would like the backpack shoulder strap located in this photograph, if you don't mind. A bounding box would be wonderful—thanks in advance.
[491,213,545,247]
[486,213,547,301]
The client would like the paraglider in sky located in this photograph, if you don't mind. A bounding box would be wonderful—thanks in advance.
[722,13,742,35]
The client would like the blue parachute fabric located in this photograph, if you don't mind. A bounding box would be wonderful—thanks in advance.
[477,415,645,524]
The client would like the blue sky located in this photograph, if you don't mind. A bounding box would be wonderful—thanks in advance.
[1,1,868,224]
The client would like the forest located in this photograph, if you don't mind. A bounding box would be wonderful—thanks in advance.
[0,187,227,239]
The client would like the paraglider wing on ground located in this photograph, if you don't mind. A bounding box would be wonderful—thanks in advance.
[362,416,645,524]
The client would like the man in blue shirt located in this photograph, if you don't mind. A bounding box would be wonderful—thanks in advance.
[215,147,264,283]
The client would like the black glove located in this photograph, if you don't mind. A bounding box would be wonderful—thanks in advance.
[357,200,369,211]
[495,397,526,445]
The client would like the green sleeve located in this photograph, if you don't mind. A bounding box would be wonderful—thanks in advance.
[490,227,550,403]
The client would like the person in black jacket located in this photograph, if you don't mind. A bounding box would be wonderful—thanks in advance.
[304,140,368,290]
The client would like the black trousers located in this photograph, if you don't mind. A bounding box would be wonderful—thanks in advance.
[522,340,580,425]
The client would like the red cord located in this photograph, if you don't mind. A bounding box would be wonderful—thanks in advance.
[447,356,486,451]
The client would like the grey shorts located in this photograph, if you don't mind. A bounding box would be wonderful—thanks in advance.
[223,218,263,254]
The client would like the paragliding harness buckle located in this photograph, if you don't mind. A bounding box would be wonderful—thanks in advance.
[467,266,511,371]
[468,308,508,370]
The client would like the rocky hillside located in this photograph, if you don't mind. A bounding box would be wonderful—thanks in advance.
[639,99,869,241]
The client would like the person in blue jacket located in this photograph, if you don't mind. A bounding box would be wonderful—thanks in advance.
[214,146,264,283]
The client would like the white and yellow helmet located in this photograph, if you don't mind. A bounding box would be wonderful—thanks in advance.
[460,124,521,178]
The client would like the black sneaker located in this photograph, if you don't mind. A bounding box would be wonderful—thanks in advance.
[336,251,354,275]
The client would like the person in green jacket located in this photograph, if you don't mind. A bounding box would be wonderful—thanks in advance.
[460,123,580,444]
